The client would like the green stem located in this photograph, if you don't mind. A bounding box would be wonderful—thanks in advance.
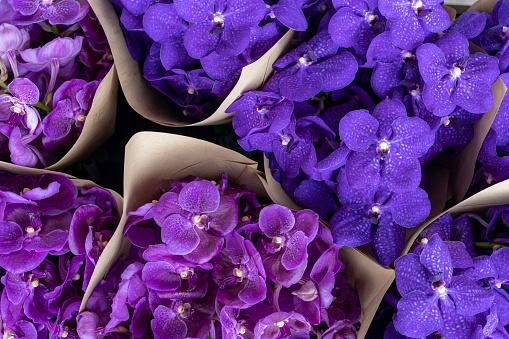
[0,82,8,91]
[33,102,52,113]
[475,242,507,249]
[51,25,59,37]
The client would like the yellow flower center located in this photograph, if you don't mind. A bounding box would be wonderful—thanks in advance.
[77,115,86,122]
[31,279,39,288]
[234,268,243,278]
[276,321,286,328]
[22,187,30,194]
[274,237,283,244]
[421,238,428,245]
[73,273,81,281]
[25,227,35,234]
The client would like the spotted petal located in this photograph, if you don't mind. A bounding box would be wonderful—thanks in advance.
[420,233,452,284]
[160,214,199,255]
[339,110,378,152]
[395,253,430,296]
[330,207,372,247]
[178,180,220,214]
[259,204,295,238]
[449,276,494,316]
[393,291,442,338]
[282,231,307,270]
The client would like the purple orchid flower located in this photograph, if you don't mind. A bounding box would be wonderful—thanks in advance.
[0,23,30,78]
[257,205,318,287]
[474,129,509,186]
[42,79,99,149]
[267,0,308,31]
[253,311,311,339]
[393,234,494,338]
[213,233,267,308]
[331,170,430,265]
[10,0,90,25]
[417,31,500,116]
[338,98,435,193]
[0,78,42,136]
[379,0,451,50]
[173,0,267,58]
[19,36,83,101]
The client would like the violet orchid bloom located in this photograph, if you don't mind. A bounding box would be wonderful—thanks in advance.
[479,0,509,73]
[154,180,239,264]
[42,79,99,149]
[45,255,85,313]
[213,233,266,308]
[10,0,90,25]
[47,296,81,339]
[150,305,187,339]
[6,126,46,167]
[331,170,431,265]
[173,0,267,58]
[378,0,451,50]
[328,0,383,59]
[220,306,257,339]
[393,234,494,338]
[490,73,509,150]
[19,36,83,100]
[1,260,58,326]
[0,78,42,136]
[257,205,319,287]
[338,98,434,193]
[267,30,358,101]
[0,204,71,273]
[0,317,41,339]
[417,31,500,116]
[253,311,311,339]
[228,91,294,139]
[0,23,30,78]
[474,129,509,186]
[268,0,308,31]
[291,246,343,325]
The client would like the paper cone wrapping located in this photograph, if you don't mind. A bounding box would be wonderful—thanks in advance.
[81,132,394,339]
[87,0,296,127]
[0,65,119,171]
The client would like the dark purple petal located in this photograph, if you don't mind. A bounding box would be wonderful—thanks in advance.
[178,180,220,214]
[0,221,23,254]
[313,52,357,92]
[259,204,295,238]
[142,261,181,292]
[435,31,469,66]
[339,110,378,152]
[371,214,405,266]
[69,204,102,255]
[381,154,421,193]
[393,291,442,338]
[345,147,380,189]
[9,78,39,105]
[151,305,187,339]
[449,275,495,316]
[208,196,238,235]
[422,80,457,116]
[0,249,47,273]
[238,275,266,305]
[465,53,500,85]
[183,228,223,264]
[390,15,425,50]
[419,6,451,33]
[387,188,431,228]
[227,0,266,28]
[330,207,372,247]
[392,117,434,158]
[420,233,452,284]
[282,231,307,270]
[328,7,362,47]
[452,78,494,114]
[395,253,429,296]
[143,4,186,42]
[444,241,473,269]
[416,43,449,86]
[161,214,200,255]
[279,71,322,102]
[491,247,509,281]
[184,21,220,59]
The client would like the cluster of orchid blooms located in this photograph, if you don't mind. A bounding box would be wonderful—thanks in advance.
[226,0,509,267]
[0,171,120,338]
[0,0,112,167]
[111,0,333,121]
[77,174,360,338]
[380,204,509,338]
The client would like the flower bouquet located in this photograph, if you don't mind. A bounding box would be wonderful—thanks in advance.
[225,0,508,268]
[0,162,122,337]
[85,0,310,127]
[0,3,118,169]
[79,132,395,338]
[375,176,509,338]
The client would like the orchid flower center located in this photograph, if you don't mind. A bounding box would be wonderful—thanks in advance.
[276,321,286,328]
[211,13,224,28]
[73,273,81,281]
[60,327,69,338]
[233,267,245,282]
[10,103,24,115]
[25,226,36,234]
[298,54,313,67]
[3,331,15,339]
[483,168,494,184]
[241,216,250,222]
[31,278,39,288]
[239,325,246,334]
[41,0,53,5]
[432,281,447,296]
[256,106,270,114]
[187,88,196,95]
[176,302,192,318]
[409,84,420,97]
[412,0,425,14]
[77,115,86,122]
[281,135,292,146]
[376,140,390,157]
[369,205,382,219]
[365,12,378,26]
[192,214,209,229]
[22,187,30,194]
[178,267,194,279]
[421,237,428,245]
[504,26,508,35]
[402,50,415,63]
[320,2,328,11]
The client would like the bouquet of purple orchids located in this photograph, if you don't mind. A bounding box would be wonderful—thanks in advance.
[0,168,121,338]
[376,181,509,339]
[226,0,509,269]
[79,173,361,338]
[0,2,115,168]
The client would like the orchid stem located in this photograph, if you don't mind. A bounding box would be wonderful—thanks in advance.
[0,82,8,91]
[475,242,507,249]
[34,102,52,113]
[51,24,59,37]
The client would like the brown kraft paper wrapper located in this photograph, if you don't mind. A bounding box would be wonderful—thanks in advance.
[81,132,394,339]
[0,65,119,171]
[87,0,296,127]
